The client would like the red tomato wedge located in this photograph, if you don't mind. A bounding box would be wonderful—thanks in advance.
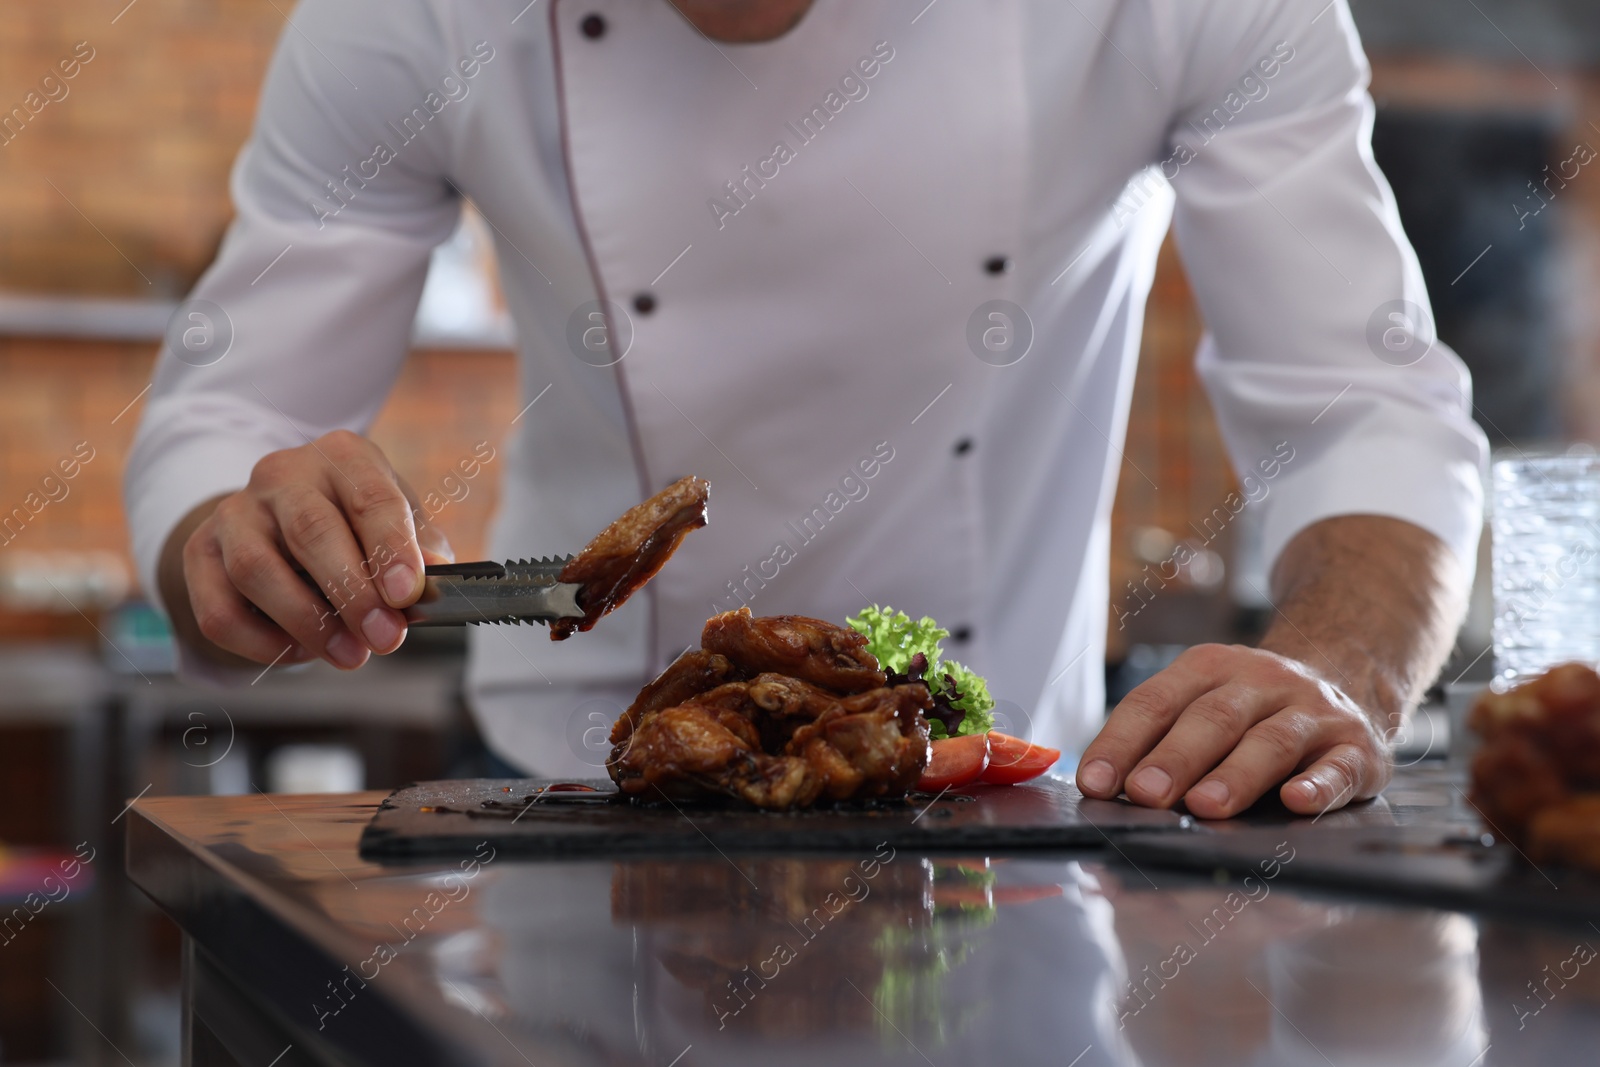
[917,733,991,792]
[979,731,1061,785]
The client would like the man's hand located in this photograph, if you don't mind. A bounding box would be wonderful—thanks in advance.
[1078,515,1469,819]
[158,430,453,670]
[1077,643,1390,818]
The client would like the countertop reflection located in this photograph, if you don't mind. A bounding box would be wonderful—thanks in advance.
[127,777,1600,1067]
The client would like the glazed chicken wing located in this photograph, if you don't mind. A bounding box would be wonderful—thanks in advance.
[1469,662,1600,870]
[608,643,931,810]
[701,606,887,693]
[608,607,933,809]
[785,685,932,800]
[609,705,825,810]
[552,475,710,640]
[610,649,740,746]
[684,674,847,752]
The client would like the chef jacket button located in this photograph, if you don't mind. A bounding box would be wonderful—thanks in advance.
[632,292,657,315]
[580,14,608,39]
[984,255,1011,275]
[953,437,974,456]
[950,626,973,644]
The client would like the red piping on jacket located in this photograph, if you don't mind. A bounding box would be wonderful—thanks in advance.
[548,0,661,669]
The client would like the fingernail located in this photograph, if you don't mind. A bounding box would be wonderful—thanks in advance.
[382,563,417,605]
[1079,759,1115,795]
[1291,778,1320,802]
[1129,766,1173,801]
[1188,779,1230,809]
[326,630,368,669]
[362,607,402,652]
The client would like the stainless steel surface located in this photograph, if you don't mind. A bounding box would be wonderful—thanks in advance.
[404,557,583,627]
[127,766,1600,1067]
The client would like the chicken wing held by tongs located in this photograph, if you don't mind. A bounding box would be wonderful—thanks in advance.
[403,475,710,635]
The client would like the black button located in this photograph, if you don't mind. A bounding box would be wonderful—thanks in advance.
[984,255,1011,275]
[580,14,607,39]
[950,626,973,644]
[953,437,974,456]
[632,292,656,315]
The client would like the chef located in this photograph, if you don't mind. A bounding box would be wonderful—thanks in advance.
[124,0,1487,818]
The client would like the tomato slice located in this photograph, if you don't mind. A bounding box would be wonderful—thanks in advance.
[979,731,1061,785]
[917,733,991,792]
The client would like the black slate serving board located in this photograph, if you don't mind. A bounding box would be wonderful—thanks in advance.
[1110,764,1600,921]
[358,776,1195,860]
[1120,819,1600,924]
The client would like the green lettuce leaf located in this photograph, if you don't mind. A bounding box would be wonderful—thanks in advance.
[847,605,947,676]
[846,606,995,738]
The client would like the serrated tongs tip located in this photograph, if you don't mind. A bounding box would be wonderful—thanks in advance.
[404,557,582,627]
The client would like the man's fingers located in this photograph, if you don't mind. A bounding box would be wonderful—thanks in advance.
[185,531,311,665]
[321,432,427,610]
[1078,642,1392,819]
[1077,644,1234,799]
[396,473,456,565]
[1122,684,1281,808]
[1280,742,1388,817]
[182,433,425,671]
[212,510,369,669]
[272,485,404,656]
[419,534,455,567]
[1179,708,1324,819]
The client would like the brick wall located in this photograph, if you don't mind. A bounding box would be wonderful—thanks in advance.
[0,339,516,581]
[0,0,281,296]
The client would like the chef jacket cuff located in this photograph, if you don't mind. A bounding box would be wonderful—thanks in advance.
[1259,432,1485,584]
[125,432,270,688]
[126,438,262,611]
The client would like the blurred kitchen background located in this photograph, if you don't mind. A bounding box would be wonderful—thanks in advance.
[2,0,1600,1063]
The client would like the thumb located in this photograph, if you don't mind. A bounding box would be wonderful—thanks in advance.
[1281,742,1382,817]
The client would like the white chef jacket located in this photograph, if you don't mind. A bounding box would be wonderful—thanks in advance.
[124,0,1489,776]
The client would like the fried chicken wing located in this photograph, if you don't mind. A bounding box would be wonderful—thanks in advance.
[1527,795,1600,869]
[1469,663,1600,870]
[611,649,740,746]
[701,606,887,693]
[608,673,930,809]
[551,475,710,640]
[610,610,932,810]
[786,685,932,800]
[610,705,824,809]
[680,674,847,752]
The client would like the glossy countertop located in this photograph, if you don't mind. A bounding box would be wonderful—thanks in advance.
[126,766,1600,1067]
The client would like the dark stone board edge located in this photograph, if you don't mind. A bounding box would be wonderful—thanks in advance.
[358,777,1194,861]
[1118,826,1600,927]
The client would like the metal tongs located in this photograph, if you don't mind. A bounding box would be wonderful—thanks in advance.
[403,557,584,627]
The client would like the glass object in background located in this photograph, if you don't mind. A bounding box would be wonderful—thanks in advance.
[1491,453,1600,690]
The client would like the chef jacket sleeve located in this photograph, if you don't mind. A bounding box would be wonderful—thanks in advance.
[1163,0,1489,577]
[123,0,461,622]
